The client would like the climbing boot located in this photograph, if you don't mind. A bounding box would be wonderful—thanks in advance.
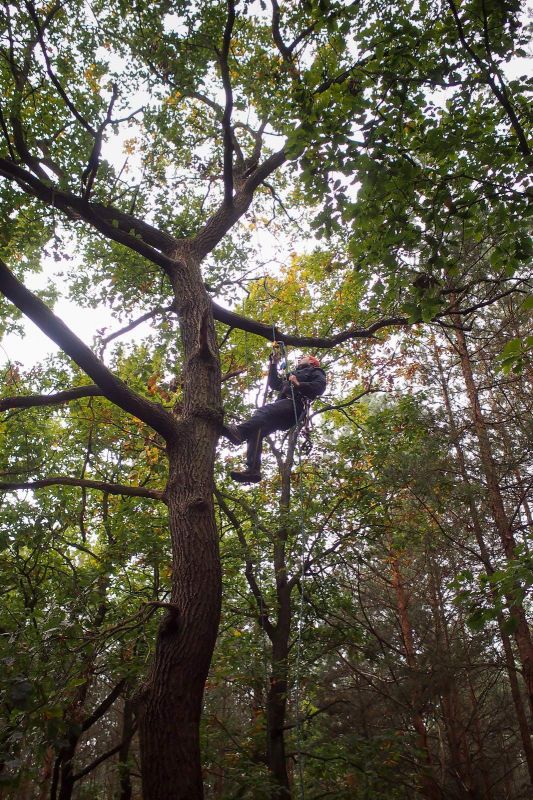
[230,469,261,484]
[221,424,244,445]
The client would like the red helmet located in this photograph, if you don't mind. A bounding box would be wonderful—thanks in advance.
[307,355,321,368]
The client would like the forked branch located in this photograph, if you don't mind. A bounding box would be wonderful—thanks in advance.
[0,258,178,443]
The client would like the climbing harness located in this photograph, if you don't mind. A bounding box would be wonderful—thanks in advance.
[265,339,314,455]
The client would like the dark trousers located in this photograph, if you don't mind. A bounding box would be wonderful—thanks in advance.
[236,398,303,472]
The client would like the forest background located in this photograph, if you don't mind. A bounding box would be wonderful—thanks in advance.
[0,1,531,799]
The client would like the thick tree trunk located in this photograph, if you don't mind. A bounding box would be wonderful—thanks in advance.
[138,251,222,800]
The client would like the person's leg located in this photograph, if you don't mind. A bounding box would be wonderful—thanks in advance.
[230,400,300,483]
[229,409,269,483]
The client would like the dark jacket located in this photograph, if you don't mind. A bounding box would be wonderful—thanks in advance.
[268,361,327,402]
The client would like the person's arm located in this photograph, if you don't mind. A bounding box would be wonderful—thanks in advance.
[267,359,283,390]
[289,369,326,399]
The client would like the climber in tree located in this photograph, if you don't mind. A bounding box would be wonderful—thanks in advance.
[222,351,327,483]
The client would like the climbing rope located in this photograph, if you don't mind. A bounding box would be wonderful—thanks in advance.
[244,330,271,716]
[247,333,313,797]
[289,378,309,800]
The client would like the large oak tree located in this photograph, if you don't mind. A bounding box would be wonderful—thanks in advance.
[0,1,529,797]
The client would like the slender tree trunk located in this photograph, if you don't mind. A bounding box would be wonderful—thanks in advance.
[389,552,442,800]
[427,554,479,799]
[38,748,55,800]
[118,698,134,800]
[452,326,533,718]
[433,337,533,782]
[52,581,109,800]
[137,251,222,800]
[267,625,291,798]
[465,672,493,800]
[264,445,297,798]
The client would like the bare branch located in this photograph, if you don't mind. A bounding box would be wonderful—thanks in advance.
[0,257,179,443]
[271,0,294,65]
[0,476,166,501]
[216,489,275,639]
[82,83,119,199]
[24,0,96,135]
[81,679,127,733]
[312,388,378,418]
[71,730,137,782]
[98,305,173,351]
[221,367,246,383]
[211,301,408,346]
[441,287,526,319]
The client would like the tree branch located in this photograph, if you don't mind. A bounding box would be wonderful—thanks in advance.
[0,476,166,501]
[0,158,179,270]
[0,385,103,411]
[192,148,286,260]
[311,388,378,418]
[446,0,530,157]
[10,114,51,181]
[81,83,119,199]
[215,489,275,639]
[24,0,96,135]
[288,0,361,55]
[71,730,137,782]
[211,301,408,346]
[271,0,294,65]
[81,679,127,733]
[98,305,174,350]
[0,105,16,161]
[0,258,179,443]
[219,0,236,206]
[442,286,525,318]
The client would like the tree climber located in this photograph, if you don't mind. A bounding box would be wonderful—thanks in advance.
[221,352,327,483]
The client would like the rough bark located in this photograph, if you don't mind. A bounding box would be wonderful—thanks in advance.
[137,249,222,800]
